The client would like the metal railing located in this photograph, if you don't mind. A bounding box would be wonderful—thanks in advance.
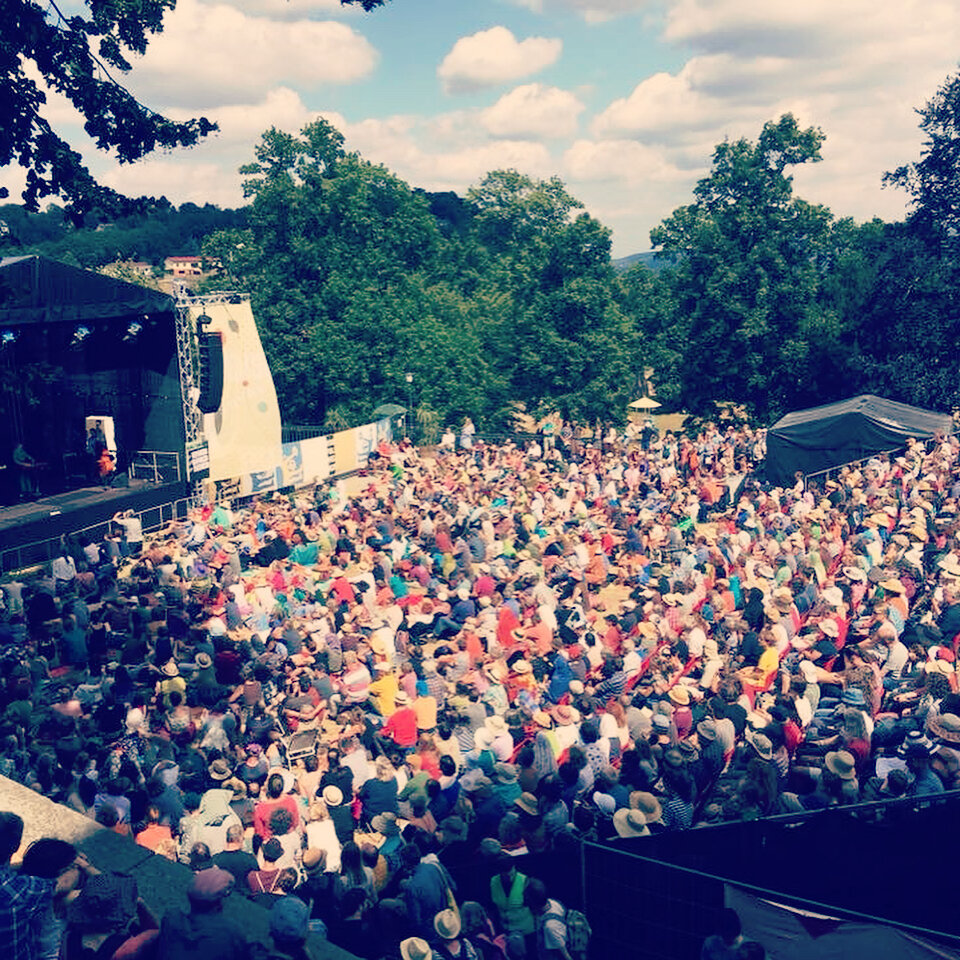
[0,494,195,575]
[281,424,327,443]
[802,432,956,488]
[129,450,182,484]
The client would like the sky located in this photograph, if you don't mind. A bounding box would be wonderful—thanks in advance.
[6,0,960,255]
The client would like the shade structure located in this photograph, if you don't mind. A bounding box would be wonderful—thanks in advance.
[372,403,407,417]
[765,394,953,486]
[628,397,660,409]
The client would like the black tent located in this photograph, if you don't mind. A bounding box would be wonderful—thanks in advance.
[765,394,953,486]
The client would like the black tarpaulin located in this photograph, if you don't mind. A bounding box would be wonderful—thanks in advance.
[0,255,173,325]
[765,394,953,486]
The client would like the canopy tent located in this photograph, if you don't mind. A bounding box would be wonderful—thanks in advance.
[0,255,173,324]
[765,394,953,486]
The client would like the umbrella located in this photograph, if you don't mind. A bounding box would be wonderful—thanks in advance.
[628,397,661,410]
[372,403,407,417]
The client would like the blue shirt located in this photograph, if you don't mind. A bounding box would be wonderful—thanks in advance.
[0,865,54,960]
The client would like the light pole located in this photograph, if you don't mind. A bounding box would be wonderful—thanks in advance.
[405,372,414,441]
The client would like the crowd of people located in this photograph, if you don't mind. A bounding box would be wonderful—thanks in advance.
[3,418,960,960]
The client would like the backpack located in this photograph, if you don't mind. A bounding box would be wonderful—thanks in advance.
[565,907,592,960]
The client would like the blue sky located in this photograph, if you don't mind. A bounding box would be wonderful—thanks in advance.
[5,0,960,254]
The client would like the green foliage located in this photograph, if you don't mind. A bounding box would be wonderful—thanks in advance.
[0,0,387,218]
[884,68,960,244]
[649,114,842,422]
[0,201,246,268]
[205,133,633,431]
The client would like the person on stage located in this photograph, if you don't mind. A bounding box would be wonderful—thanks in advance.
[12,441,39,499]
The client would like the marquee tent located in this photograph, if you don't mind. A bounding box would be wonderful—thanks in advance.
[765,394,953,486]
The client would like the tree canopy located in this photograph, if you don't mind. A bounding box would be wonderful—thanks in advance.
[0,0,388,219]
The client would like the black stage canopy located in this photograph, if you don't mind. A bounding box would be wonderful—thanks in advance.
[0,256,182,500]
[765,393,953,486]
[0,255,173,324]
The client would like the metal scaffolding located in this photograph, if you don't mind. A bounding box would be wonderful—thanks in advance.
[173,287,247,499]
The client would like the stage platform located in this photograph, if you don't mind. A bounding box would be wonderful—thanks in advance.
[0,478,187,572]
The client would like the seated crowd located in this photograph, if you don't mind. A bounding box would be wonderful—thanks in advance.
[2,421,959,960]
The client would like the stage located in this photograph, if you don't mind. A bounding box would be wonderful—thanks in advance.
[0,478,187,571]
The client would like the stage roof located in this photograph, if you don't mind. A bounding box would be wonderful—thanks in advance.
[0,255,174,325]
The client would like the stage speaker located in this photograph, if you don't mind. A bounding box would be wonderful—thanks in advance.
[197,331,224,414]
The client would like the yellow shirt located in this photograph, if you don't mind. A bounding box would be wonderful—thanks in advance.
[368,673,399,717]
[758,645,779,677]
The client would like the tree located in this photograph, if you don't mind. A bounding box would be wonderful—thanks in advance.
[649,114,842,422]
[883,68,960,244]
[0,0,388,218]
[463,170,640,424]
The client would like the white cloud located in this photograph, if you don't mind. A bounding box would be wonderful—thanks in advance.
[505,0,651,21]
[481,84,584,139]
[563,139,692,184]
[127,0,378,107]
[199,0,361,17]
[437,26,562,94]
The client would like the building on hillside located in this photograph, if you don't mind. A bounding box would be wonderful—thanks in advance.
[164,255,203,277]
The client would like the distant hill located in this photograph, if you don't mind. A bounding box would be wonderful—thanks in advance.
[612,251,665,273]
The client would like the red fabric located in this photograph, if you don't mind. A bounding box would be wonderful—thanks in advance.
[253,795,300,839]
[382,706,419,747]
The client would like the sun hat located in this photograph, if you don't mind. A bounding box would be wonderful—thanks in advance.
[568,680,585,695]
[321,785,343,807]
[161,659,179,677]
[613,808,650,838]
[824,750,857,781]
[208,758,232,781]
[668,686,690,706]
[898,731,937,759]
[512,660,533,675]
[486,715,508,735]
[196,652,213,669]
[842,566,867,582]
[434,909,462,940]
[696,718,718,741]
[394,691,410,706]
[514,792,539,817]
[629,791,662,822]
[271,895,310,943]
[552,704,580,726]
[745,730,773,761]
[372,812,400,837]
[401,938,433,960]
[927,713,960,744]
[302,848,326,873]
[817,619,839,638]
[532,710,553,728]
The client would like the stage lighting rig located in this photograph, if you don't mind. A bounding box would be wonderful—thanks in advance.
[70,325,91,347]
[1,330,17,347]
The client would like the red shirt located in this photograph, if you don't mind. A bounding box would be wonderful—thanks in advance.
[253,795,300,839]
[382,706,418,747]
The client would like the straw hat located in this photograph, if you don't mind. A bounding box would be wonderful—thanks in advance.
[401,938,433,960]
[824,750,856,781]
[613,808,650,838]
[434,909,461,940]
[668,686,690,706]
